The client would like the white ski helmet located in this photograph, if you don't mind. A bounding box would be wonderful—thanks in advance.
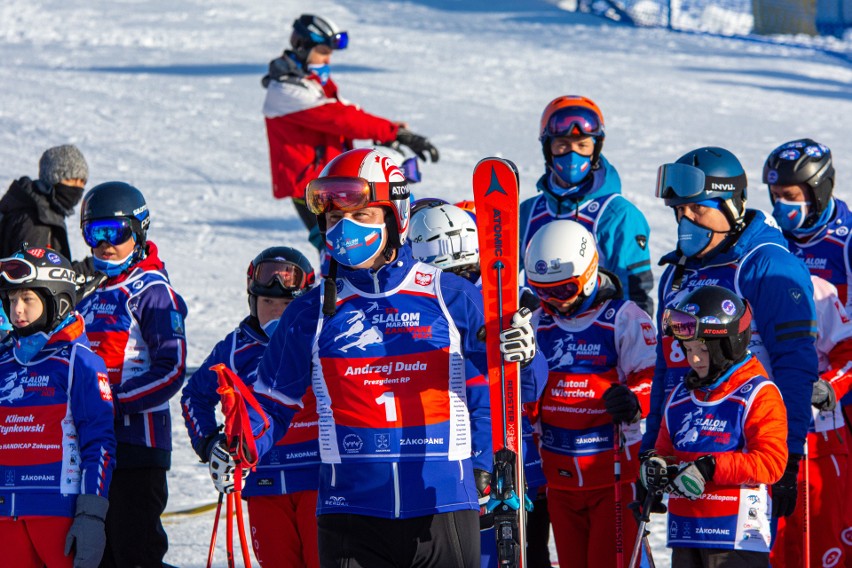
[409,204,479,271]
[524,220,598,303]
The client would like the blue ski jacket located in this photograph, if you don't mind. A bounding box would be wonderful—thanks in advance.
[181,317,319,496]
[520,156,654,315]
[642,209,818,455]
[250,245,545,519]
[0,315,116,518]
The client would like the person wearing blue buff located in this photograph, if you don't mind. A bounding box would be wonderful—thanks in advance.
[207,147,547,568]
[76,182,188,568]
[641,146,819,529]
[520,96,654,316]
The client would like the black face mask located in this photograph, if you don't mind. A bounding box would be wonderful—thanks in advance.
[53,183,85,215]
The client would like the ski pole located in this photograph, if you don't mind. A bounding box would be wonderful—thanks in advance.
[206,492,224,568]
[226,492,236,568]
[614,423,624,568]
[803,445,811,568]
[628,485,657,568]
[234,465,253,567]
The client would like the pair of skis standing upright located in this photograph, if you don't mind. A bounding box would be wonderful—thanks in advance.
[473,157,655,568]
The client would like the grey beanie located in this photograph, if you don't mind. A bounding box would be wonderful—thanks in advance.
[38,144,89,186]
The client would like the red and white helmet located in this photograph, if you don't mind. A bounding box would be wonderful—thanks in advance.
[307,148,411,248]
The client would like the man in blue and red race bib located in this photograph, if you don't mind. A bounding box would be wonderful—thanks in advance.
[642,147,819,536]
[206,148,545,568]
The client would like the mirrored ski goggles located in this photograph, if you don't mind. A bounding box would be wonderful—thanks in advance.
[312,30,348,50]
[306,177,409,214]
[655,163,746,201]
[530,276,585,304]
[662,303,752,340]
[401,157,421,183]
[0,258,37,284]
[542,106,603,138]
[82,218,135,247]
[249,260,309,291]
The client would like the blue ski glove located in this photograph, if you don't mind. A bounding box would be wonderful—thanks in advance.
[65,494,109,568]
[208,436,248,494]
[666,455,715,500]
[499,307,536,365]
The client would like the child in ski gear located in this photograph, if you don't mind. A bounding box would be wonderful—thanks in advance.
[520,96,653,315]
[770,276,852,567]
[75,182,187,568]
[0,248,115,568]
[763,139,852,562]
[409,200,552,568]
[642,146,819,526]
[524,219,655,568]
[262,13,438,243]
[647,285,787,568]
[213,148,539,568]
[182,246,321,568]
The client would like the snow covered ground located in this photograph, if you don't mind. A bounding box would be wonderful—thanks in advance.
[1,0,850,565]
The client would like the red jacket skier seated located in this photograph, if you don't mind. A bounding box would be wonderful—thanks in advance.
[0,248,116,568]
[205,148,546,568]
[642,286,788,568]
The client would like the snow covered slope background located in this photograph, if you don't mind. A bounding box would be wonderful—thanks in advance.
[1,0,850,565]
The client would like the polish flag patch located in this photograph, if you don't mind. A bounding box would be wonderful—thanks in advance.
[641,322,657,346]
[98,372,113,402]
[414,272,433,286]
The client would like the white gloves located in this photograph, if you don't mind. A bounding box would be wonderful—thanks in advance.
[208,438,248,494]
[499,307,536,365]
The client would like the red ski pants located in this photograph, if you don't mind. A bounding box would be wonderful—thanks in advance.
[247,490,319,568]
[772,453,846,568]
[0,515,73,568]
[548,482,637,568]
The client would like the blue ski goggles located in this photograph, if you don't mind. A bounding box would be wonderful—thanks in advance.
[312,30,348,50]
[82,218,135,247]
[542,106,603,139]
[655,163,746,205]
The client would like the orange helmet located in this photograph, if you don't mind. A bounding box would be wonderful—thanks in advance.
[539,96,606,167]
[454,200,476,215]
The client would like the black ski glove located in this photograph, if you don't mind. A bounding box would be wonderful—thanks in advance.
[395,128,439,163]
[772,453,802,518]
[812,379,837,412]
[603,384,641,424]
[474,468,494,530]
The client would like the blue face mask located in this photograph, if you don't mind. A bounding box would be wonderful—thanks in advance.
[308,63,330,85]
[93,246,139,277]
[326,218,385,268]
[551,151,592,188]
[772,198,810,233]
[678,216,716,257]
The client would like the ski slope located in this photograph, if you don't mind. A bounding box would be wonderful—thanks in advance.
[1,0,850,565]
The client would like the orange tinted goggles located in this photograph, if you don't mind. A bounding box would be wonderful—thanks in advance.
[306,177,408,215]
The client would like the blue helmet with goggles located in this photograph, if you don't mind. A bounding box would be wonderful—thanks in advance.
[290,14,348,62]
[656,147,748,228]
[81,181,150,248]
